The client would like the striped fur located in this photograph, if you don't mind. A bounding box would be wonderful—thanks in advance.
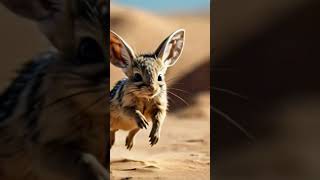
[110,55,168,150]
[0,1,109,180]
[109,29,185,150]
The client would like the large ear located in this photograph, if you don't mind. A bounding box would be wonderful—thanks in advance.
[0,0,74,52]
[110,31,136,68]
[155,29,185,67]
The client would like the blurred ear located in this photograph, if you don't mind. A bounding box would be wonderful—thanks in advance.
[0,0,74,52]
[155,29,185,67]
[110,31,136,68]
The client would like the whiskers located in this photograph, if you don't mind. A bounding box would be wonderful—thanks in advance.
[66,93,107,122]
[212,106,255,141]
[167,78,254,141]
[213,87,248,101]
[212,86,254,141]
[45,86,107,124]
[165,79,190,107]
[43,86,106,110]
[34,67,107,110]
[167,90,189,106]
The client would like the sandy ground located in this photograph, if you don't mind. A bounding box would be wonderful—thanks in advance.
[111,91,210,179]
[110,113,210,180]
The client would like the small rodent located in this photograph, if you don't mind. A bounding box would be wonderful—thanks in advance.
[109,29,185,150]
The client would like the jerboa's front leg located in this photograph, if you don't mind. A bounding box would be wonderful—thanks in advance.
[149,109,166,146]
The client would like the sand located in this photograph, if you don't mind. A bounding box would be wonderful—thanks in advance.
[110,112,210,180]
[110,4,210,180]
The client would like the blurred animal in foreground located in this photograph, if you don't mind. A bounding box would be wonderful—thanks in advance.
[0,0,109,179]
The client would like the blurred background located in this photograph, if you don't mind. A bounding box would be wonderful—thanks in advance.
[214,0,320,179]
[116,0,209,14]
[110,0,210,179]
[0,5,50,92]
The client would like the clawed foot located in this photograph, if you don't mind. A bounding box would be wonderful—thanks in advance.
[135,111,149,129]
[125,136,134,150]
[125,128,139,151]
[149,131,160,146]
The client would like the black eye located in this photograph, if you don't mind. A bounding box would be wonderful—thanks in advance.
[158,74,163,81]
[133,73,142,82]
[77,37,104,64]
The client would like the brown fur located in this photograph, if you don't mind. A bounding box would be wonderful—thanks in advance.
[109,29,185,150]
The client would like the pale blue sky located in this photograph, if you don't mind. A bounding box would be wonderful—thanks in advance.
[116,0,210,13]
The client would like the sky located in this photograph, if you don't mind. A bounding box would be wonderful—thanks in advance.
[115,0,210,13]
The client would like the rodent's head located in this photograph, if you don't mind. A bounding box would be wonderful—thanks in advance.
[110,29,185,98]
[1,0,108,117]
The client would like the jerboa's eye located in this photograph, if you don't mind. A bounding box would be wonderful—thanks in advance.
[77,37,104,64]
[133,73,142,82]
[158,74,163,81]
